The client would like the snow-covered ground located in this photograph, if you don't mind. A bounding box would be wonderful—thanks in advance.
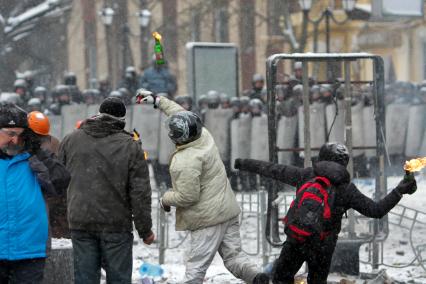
[54,172,426,283]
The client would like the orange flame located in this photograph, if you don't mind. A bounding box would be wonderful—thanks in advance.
[152,31,162,41]
[404,157,426,172]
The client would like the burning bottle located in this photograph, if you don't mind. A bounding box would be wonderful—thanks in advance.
[152,32,165,65]
[403,157,426,192]
[403,157,426,173]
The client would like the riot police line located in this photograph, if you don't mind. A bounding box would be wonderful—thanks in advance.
[47,97,426,190]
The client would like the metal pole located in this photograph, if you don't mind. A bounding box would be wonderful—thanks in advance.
[373,56,386,269]
[325,9,330,53]
[266,58,281,244]
[105,24,113,82]
[260,190,269,267]
[139,0,149,70]
[344,61,356,239]
[122,24,129,70]
[302,61,311,167]
[159,183,167,264]
[325,9,332,80]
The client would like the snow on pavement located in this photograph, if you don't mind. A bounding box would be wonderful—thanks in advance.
[54,172,426,283]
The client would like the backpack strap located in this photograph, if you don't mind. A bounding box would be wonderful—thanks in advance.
[296,182,313,194]
[314,176,331,187]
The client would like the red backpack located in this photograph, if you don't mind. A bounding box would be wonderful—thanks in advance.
[283,176,335,243]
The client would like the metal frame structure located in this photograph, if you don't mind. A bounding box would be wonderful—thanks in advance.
[186,42,239,101]
[265,53,387,269]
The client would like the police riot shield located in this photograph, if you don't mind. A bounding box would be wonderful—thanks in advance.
[419,130,426,157]
[386,103,410,155]
[277,115,297,165]
[230,114,252,170]
[298,102,326,156]
[405,104,426,157]
[86,104,100,118]
[124,107,133,132]
[250,114,269,161]
[325,100,345,144]
[204,109,234,161]
[48,115,62,140]
[363,106,377,158]
[351,102,365,157]
[158,113,175,165]
[131,105,161,160]
[61,104,87,138]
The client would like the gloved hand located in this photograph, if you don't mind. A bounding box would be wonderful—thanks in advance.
[396,173,417,195]
[135,88,160,108]
[28,155,56,197]
[234,158,242,170]
[143,230,155,245]
[160,198,171,212]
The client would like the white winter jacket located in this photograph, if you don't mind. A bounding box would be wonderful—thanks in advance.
[160,97,241,231]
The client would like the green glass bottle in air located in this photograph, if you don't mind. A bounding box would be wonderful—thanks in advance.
[153,32,165,65]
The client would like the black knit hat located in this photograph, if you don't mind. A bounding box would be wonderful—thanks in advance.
[0,103,28,128]
[99,97,126,118]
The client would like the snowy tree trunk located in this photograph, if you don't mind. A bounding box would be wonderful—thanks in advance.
[42,247,74,284]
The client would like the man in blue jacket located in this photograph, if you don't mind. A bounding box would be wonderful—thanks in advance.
[0,104,69,283]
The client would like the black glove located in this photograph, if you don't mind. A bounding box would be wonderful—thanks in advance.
[396,174,417,195]
[160,198,171,212]
[28,155,56,196]
[234,158,242,170]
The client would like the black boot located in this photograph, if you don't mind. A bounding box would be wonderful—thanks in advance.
[253,272,270,284]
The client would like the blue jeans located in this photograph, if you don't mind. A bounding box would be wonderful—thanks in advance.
[71,230,133,284]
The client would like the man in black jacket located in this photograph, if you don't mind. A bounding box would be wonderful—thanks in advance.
[58,97,154,284]
[235,142,417,284]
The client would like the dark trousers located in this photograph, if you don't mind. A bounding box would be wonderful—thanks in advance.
[272,237,337,284]
[0,258,45,284]
[71,230,133,284]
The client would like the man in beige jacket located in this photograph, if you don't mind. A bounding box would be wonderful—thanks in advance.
[136,90,269,284]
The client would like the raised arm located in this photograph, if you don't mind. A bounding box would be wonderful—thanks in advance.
[158,96,185,116]
[346,177,416,218]
[135,89,185,116]
[234,158,309,187]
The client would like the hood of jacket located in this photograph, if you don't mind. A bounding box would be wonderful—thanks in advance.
[313,161,350,186]
[81,114,125,138]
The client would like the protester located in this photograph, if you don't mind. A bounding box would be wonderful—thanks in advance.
[27,111,68,238]
[136,89,269,284]
[0,103,69,283]
[28,111,60,155]
[234,142,417,284]
[58,97,154,283]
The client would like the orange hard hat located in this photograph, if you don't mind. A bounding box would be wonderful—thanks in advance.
[28,111,50,136]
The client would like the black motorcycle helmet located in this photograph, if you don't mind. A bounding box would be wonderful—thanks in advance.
[64,72,77,86]
[318,142,349,167]
[34,86,47,102]
[166,111,203,145]
[175,95,193,111]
